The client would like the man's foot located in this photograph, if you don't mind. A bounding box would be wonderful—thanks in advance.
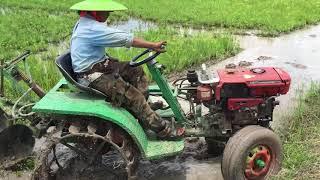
[157,120,185,141]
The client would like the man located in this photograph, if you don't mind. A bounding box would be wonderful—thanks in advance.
[70,0,182,140]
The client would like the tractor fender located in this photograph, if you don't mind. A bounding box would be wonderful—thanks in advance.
[32,80,149,157]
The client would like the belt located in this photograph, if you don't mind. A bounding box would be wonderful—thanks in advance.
[76,59,110,78]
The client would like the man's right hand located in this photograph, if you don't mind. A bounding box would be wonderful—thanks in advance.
[152,41,167,53]
[132,38,167,52]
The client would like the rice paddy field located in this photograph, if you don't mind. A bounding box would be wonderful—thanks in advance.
[0,0,239,98]
[119,0,320,36]
[1,0,320,97]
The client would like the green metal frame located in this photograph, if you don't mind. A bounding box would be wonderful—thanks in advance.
[32,79,184,160]
[147,63,186,123]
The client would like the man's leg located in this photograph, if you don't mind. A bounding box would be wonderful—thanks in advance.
[89,74,167,133]
[117,62,149,97]
[117,62,165,110]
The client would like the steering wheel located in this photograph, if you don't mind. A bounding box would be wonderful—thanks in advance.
[129,48,162,67]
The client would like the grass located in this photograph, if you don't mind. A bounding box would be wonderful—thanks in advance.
[0,0,127,60]
[109,29,238,73]
[28,30,237,95]
[0,7,75,60]
[274,84,320,179]
[0,0,239,99]
[118,0,320,36]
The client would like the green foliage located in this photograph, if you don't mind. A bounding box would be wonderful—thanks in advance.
[0,0,127,60]
[118,0,320,35]
[109,29,239,73]
[11,157,35,172]
[275,84,320,179]
[0,0,238,99]
[0,5,76,60]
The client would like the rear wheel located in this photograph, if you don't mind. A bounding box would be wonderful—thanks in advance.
[32,119,139,180]
[221,125,282,180]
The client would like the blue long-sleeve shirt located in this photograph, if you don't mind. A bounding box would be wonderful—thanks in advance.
[71,16,134,73]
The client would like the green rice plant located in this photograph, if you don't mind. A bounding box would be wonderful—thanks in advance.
[118,0,320,36]
[3,27,238,99]
[109,28,239,73]
[0,1,239,98]
[0,0,127,60]
[0,7,76,60]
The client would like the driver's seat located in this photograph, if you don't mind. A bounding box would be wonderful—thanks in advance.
[55,52,107,97]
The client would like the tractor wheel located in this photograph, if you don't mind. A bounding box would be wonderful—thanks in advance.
[32,120,139,180]
[205,138,225,157]
[221,125,282,180]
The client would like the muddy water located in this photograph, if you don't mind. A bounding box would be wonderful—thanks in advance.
[110,18,157,32]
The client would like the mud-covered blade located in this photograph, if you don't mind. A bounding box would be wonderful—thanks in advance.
[0,124,35,168]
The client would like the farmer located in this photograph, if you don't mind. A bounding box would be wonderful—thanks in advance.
[69,0,182,140]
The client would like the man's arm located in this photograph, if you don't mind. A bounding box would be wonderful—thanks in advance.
[132,38,167,52]
[91,26,166,51]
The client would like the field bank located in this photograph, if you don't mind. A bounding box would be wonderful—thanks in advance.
[276,85,320,179]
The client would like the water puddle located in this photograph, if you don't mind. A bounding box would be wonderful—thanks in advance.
[110,18,157,32]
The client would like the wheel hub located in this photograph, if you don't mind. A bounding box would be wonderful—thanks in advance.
[245,145,272,179]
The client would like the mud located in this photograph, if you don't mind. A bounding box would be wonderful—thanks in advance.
[284,62,308,69]
[3,23,320,180]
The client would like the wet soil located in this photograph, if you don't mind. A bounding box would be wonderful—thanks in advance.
[3,22,320,180]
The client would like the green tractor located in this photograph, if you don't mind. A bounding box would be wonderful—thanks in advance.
[27,48,290,180]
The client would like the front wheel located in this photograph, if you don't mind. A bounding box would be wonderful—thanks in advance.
[221,125,282,180]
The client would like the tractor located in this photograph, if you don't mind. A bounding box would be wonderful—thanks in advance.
[0,48,290,180]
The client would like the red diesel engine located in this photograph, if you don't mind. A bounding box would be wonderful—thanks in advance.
[194,66,291,134]
[215,67,290,109]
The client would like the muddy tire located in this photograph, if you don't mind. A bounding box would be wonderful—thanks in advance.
[32,119,140,180]
[205,138,225,157]
[221,125,282,180]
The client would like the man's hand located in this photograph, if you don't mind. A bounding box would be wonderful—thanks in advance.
[152,41,167,53]
[132,38,167,52]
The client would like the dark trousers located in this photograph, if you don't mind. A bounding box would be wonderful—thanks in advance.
[88,60,165,133]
